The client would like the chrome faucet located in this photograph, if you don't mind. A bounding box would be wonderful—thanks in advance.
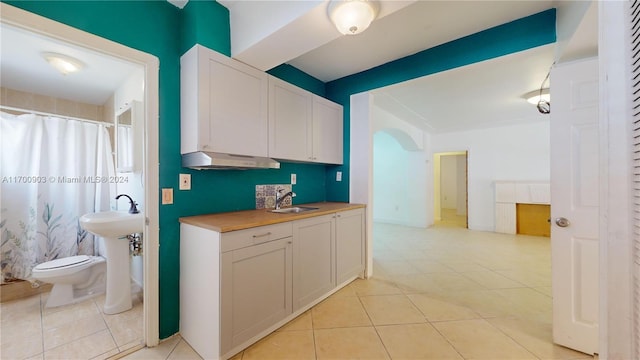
[275,188,296,210]
[116,194,140,214]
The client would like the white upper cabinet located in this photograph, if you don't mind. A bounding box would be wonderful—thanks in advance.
[268,76,312,162]
[181,45,268,156]
[181,44,342,164]
[312,95,343,164]
[268,75,343,165]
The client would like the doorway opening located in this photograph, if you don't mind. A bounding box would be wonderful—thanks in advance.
[1,3,160,355]
[433,151,468,228]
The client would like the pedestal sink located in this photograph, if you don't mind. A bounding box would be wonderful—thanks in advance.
[80,211,144,314]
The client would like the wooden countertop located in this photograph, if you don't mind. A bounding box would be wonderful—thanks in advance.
[179,202,366,232]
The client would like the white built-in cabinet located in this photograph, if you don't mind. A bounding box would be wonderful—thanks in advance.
[268,76,312,162]
[312,96,343,164]
[292,214,336,311]
[291,209,364,311]
[180,44,343,164]
[180,208,365,360]
[220,223,293,354]
[181,44,269,157]
[268,76,343,164]
[336,209,366,284]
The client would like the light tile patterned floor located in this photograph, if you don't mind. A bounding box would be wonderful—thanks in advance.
[435,208,467,228]
[0,290,143,359]
[125,223,595,360]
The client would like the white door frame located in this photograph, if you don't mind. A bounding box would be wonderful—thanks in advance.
[433,151,468,227]
[0,3,160,347]
[598,1,633,358]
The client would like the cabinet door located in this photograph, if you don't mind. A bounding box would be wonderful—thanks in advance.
[312,96,343,164]
[206,50,269,157]
[292,214,335,311]
[336,209,365,284]
[268,76,312,161]
[181,45,268,156]
[221,237,292,353]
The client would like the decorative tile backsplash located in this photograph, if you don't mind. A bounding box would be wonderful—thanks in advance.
[255,184,292,209]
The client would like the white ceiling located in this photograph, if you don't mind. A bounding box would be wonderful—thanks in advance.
[372,44,555,133]
[288,1,555,82]
[219,0,597,133]
[1,1,597,135]
[0,24,141,105]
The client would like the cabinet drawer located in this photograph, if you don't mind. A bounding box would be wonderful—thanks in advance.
[335,208,364,219]
[221,222,293,252]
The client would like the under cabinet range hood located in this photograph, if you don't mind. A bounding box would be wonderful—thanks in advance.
[182,152,280,170]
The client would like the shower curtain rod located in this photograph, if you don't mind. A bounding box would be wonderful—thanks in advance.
[0,105,114,128]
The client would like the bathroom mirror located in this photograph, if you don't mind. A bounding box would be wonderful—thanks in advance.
[116,100,142,172]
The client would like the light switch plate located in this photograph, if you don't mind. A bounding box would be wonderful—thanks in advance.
[179,173,191,190]
[291,173,297,185]
[336,171,342,182]
[162,188,173,204]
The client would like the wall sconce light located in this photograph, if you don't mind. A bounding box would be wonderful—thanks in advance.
[42,52,85,75]
[328,0,379,35]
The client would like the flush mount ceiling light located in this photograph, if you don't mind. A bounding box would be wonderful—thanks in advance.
[524,88,550,105]
[525,65,553,114]
[328,0,379,35]
[42,52,85,75]
[523,88,551,114]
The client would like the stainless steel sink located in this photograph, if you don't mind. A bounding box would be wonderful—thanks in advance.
[271,206,319,214]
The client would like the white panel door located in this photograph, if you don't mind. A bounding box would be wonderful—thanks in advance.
[550,58,599,355]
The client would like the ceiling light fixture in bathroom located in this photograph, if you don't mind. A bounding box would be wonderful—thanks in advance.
[328,0,379,35]
[42,52,85,75]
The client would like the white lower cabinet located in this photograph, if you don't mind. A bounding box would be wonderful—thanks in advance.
[292,214,336,311]
[221,237,292,353]
[180,207,365,360]
[336,209,366,284]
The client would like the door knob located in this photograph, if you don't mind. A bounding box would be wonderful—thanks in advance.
[555,217,570,227]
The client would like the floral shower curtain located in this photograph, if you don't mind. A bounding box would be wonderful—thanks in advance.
[0,112,115,283]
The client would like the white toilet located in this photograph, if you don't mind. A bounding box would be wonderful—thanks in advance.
[32,255,106,308]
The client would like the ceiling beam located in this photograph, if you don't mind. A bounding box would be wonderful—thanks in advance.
[220,0,416,71]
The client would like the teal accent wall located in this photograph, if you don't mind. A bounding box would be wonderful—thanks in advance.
[180,0,230,56]
[268,64,326,97]
[323,9,557,202]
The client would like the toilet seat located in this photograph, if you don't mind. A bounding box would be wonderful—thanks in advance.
[35,255,91,270]
[33,255,96,279]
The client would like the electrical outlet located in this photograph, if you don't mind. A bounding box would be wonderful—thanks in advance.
[336,171,342,182]
[291,173,297,185]
[179,173,191,190]
[162,188,173,204]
